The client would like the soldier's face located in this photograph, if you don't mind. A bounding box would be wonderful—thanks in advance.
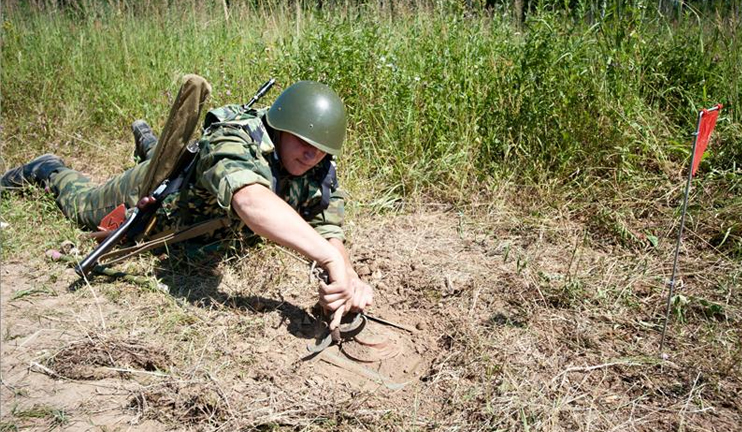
[278,132,326,176]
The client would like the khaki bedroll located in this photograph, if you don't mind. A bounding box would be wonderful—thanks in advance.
[141,74,212,197]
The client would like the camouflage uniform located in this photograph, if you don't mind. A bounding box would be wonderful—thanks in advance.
[49,108,346,244]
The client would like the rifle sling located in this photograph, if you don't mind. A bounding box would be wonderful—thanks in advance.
[98,217,231,266]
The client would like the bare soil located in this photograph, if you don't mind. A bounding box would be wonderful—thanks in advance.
[1,208,740,431]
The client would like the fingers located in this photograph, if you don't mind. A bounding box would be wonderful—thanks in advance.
[350,287,363,311]
[350,286,367,311]
[319,298,346,312]
[319,281,352,296]
[329,305,345,331]
[362,287,374,309]
[320,293,347,304]
[318,280,352,314]
[349,282,374,312]
[136,196,157,209]
[317,276,374,321]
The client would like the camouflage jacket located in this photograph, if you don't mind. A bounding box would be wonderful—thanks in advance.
[157,107,345,243]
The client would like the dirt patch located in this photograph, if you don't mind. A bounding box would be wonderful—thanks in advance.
[46,336,171,380]
[2,208,741,430]
[130,380,228,426]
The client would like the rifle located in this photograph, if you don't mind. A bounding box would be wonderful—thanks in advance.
[76,78,276,278]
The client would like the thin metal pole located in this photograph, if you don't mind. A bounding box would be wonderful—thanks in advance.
[659,110,704,355]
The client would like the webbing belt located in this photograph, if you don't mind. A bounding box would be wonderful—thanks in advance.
[97,216,231,266]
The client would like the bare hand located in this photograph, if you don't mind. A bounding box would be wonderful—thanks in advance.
[136,196,157,209]
[323,276,374,331]
[348,276,374,312]
[329,303,349,332]
[318,279,353,313]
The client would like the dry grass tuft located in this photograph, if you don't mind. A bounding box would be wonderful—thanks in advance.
[130,380,229,427]
[45,335,170,380]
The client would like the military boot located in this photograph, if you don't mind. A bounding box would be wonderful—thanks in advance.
[132,119,158,162]
[0,154,66,190]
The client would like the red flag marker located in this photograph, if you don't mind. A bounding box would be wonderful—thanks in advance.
[691,104,722,176]
[660,104,722,356]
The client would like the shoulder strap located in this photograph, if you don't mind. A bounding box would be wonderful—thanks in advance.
[203,104,244,131]
[98,217,231,266]
[301,157,338,220]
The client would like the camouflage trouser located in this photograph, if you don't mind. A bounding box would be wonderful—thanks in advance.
[48,74,211,230]
[49,152,154,230]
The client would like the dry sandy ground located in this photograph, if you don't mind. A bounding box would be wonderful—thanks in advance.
[1,208,740,431]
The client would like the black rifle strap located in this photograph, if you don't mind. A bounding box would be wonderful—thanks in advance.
[301,158,337,220]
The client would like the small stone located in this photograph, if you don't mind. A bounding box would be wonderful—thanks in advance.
[489,312,509,326]
[376,282,389,291]
[369,261,379,272]
[356,265,371,277]
[416,322,427,331]
[45,249,62,260]
[60,240,76,254]
[372,270,383,280]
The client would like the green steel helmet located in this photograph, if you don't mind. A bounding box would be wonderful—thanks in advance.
[266,81,347,156]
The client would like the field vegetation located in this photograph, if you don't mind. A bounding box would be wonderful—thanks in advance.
[1,0,740,430]
[2,0,741,252]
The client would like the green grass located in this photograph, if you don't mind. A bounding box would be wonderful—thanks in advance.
[10,285,57,301]
[0,422,18,432]
[0,188,82,260]
[10,404,68,426]
[1,0,740,254]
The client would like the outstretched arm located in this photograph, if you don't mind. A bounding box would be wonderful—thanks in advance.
[232,184,358,326]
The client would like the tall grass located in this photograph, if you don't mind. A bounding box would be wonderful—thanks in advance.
[2,0,740,249]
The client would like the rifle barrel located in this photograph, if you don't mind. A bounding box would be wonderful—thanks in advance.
[243,78,276,110]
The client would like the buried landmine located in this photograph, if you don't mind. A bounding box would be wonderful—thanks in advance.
[305,311,430,390]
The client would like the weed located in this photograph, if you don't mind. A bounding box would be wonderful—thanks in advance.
[49,409,69,428]
[12,404,57,420]
[0,189,82,261]
[502,242,512,262]
[1,1,739,268]
[672,293,727,322]
[1,2,738,199]
[0,423,18,432]
[10,285,57,301]
[546,278,586,308]
[515,253,528,274]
